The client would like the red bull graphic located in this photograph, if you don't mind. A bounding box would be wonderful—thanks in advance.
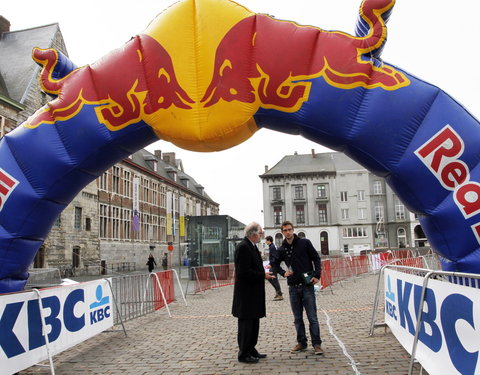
[202,5,409,111]
[1,0,480,293]
[27,34,193,131]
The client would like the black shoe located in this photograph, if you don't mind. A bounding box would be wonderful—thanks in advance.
[238,355,259,363]
[253,353,267,359]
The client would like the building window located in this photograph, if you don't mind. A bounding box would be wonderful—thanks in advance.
[358,208,367,220]
[373,181,383,195]
[123,170,131,197]
[316,184,327,198]
[152,182,158,205]
[160,186,166,208]
[272,186,282,200]
[100,204,108,238]
[112,166,120,194]
[318,204,327,224]
[122,208,131,240]
[274,206,283,225]
[374,201,384,221]
[142,178,149,202]
[112,207,120,239]
[342,226,368,238]
[343,244,349,252]
[340,191,348,202]
[341,208,349,220]
[395,199,405,220]
[74,207,82,230]
[294,185,304,200]
[296,205,305,224]
[357,190,365,201]
[275,233,283,247]
[297,232,306,238]
[85,217,91,231]
[99,172,108,190]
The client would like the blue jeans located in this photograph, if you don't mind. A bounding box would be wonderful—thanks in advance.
[289,284,321,347]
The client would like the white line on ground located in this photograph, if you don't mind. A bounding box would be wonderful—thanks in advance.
[322,309,362,375]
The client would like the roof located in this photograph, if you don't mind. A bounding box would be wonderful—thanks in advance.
[0,23,59,103]
[130,149,217,203]
[261,151,365,177]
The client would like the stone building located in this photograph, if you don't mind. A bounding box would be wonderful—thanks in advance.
[98,149,219,273]
[261,150,428,255]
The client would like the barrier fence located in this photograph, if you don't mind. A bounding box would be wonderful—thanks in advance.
[188,251,441,295]
[187,264,235,294]
[111,269,186,323]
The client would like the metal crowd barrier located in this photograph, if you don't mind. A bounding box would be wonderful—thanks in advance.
[110,269,186,324]
[187,264,235,294]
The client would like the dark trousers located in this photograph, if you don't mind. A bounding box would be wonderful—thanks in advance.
[267,273,282,295]
[237,318,259,359]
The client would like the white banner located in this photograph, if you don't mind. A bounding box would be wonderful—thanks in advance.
[0,279,114,375]
[384,268,480,375]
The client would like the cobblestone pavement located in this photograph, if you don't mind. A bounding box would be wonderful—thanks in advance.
[18,273,426,374]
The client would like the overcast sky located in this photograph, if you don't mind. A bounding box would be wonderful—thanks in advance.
[3,0,480,225]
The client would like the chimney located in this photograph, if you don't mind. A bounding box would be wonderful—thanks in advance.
[264,165,268,173]
[0,16,11,34]
[162,152,176,166]
[154,149,162,159]
[311,149,316,158]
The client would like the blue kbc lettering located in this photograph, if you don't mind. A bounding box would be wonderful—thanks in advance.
[0,284,111,359]
[391,278,478,375]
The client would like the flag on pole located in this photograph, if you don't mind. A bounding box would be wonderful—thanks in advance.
[132,177,140,232]
[179,196,185,237]
[166,191,172,236]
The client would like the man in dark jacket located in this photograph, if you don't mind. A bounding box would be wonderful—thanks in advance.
[266,235,283,300]
[272,221,324,355]
[232,222,275,363]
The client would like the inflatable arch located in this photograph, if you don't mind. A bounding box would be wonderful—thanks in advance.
[1,0,480,293]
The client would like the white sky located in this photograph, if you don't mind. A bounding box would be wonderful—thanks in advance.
[3,0,480,225]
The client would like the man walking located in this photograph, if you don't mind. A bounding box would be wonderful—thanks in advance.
[265,235,283,300]
[232,222,275,363]
[272,221,324,355]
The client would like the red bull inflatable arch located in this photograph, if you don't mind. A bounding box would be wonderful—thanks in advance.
[1,0,480,292]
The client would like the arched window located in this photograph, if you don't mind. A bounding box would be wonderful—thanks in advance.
[397,227,407,248]
[297,232,306,238]
[275,233,283,247]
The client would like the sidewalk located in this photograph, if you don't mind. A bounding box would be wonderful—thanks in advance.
[18,273,426,374]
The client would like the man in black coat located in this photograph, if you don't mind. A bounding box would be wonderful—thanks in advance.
[232,222,275,364]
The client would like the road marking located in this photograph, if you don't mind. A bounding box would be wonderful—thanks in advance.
[322,309,362,375]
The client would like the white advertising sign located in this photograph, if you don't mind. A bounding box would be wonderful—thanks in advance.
[0,279,113,375]
[384,268,480,375]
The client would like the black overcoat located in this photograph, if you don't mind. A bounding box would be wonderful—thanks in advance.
[231,237,266,319]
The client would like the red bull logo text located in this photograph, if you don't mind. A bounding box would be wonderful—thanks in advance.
[415,125,480,243]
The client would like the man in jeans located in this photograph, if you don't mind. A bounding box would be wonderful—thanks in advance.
[272,221,324,355]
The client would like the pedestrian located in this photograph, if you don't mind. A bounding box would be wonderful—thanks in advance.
[271,220,324,355]
[265,235,283,300]
[232,222,276,364]
[146,253,157,273]
[162,253,168,270]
